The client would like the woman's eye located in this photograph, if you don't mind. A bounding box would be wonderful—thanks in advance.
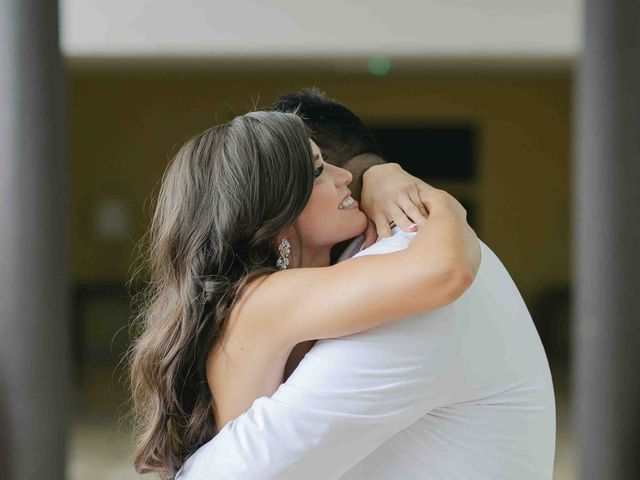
[314,164,324,178]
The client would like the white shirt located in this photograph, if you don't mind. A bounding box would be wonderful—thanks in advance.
[177,227,556,479]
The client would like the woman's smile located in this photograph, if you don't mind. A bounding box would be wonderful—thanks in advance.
[338,195,359,210]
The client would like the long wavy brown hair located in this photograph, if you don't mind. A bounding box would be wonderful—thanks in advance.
[128,111,315,479]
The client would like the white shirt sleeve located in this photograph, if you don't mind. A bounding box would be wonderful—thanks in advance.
[177,229,467,480]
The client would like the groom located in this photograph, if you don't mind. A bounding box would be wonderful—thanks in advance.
[177,89,556,479]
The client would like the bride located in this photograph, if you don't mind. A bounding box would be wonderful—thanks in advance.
[129,110,480,479]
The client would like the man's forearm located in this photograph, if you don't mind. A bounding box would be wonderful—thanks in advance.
[343,153,387,203]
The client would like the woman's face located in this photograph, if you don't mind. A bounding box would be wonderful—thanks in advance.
[295,139,368,251]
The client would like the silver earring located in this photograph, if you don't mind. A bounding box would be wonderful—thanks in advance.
[276,238,291,270]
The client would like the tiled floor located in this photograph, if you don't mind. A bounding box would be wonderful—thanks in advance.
[68,369,575,480]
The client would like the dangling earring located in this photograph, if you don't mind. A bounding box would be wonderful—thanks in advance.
[276,238,291,270]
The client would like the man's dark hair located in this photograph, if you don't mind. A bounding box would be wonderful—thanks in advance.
[270,87,383,167]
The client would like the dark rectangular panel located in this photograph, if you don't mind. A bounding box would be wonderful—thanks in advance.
[369,124,478,180]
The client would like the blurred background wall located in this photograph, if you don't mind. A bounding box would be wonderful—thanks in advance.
[68,68,571,304]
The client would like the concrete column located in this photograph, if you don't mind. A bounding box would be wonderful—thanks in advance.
[574,0,640,478]
[0,1,69,479]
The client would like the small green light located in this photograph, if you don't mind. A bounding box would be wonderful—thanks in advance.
[368,56,391,76]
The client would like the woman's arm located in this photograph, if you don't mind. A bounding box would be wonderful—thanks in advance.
[246,184,480,348]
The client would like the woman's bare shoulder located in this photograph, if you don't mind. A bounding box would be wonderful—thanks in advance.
[228,268,327,352]
[231,241,470,350]
[226,273,291,350]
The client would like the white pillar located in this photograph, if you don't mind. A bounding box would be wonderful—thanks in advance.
[0,0,69,479]
[574,0,640,478]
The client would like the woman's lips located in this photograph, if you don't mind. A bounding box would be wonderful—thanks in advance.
[338,190,352,206]
[338,196,359,210]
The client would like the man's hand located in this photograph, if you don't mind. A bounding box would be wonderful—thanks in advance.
[361,163,432,239]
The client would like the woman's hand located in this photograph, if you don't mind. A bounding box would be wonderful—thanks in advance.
[360,163,432,239]
[359,218,379,251]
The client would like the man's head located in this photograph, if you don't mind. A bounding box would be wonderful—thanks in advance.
[270,88,382,168]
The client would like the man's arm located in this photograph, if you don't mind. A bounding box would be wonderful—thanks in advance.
[177,234,466,480]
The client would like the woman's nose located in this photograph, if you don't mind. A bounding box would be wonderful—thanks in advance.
[336,166,353,186]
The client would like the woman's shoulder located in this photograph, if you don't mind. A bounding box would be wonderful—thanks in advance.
[228,266,337,350]
[227,272,294,348]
